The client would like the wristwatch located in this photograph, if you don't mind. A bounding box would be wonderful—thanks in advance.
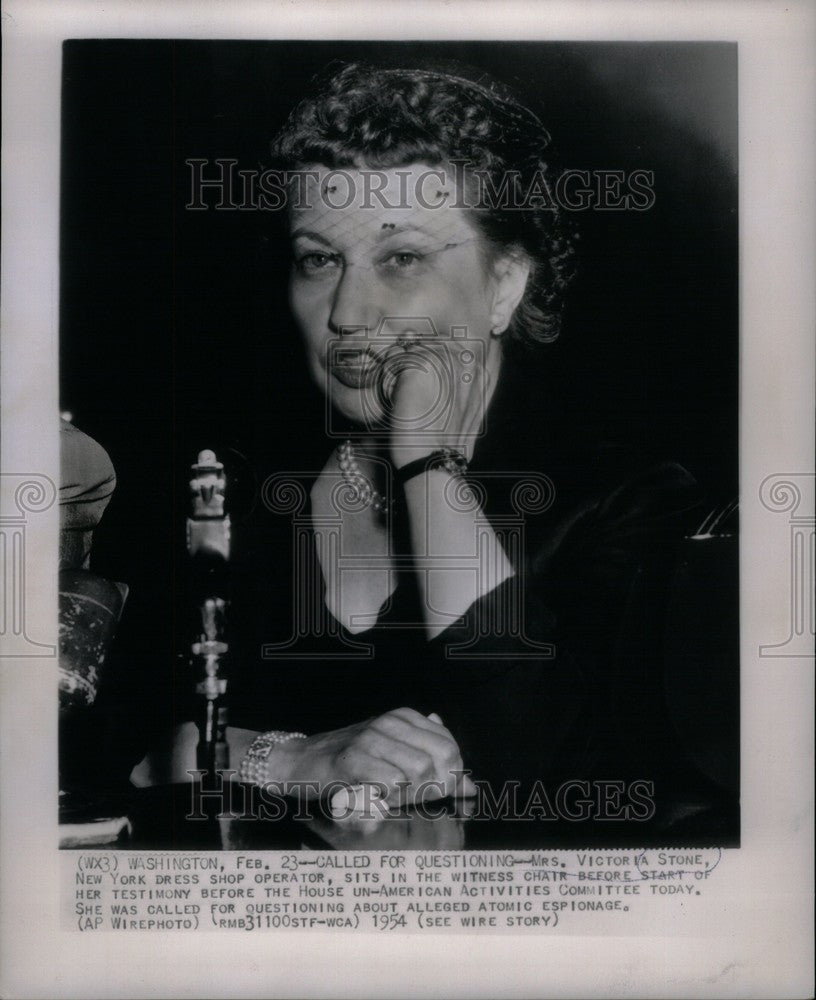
[394,448,468,489]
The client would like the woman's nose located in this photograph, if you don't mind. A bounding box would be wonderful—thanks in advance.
[328,263,380,337]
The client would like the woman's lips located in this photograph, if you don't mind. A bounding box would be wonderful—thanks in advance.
[329,349,380,389]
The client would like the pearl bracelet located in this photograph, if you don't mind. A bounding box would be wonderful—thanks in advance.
[238,730,307,787]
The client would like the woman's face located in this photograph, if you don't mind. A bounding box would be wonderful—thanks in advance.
[287,163,505,428]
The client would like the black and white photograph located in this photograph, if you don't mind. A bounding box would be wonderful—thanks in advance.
[1,2,813,997]
[57,39,740,851]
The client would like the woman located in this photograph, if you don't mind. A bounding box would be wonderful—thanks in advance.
[221,63,702,821]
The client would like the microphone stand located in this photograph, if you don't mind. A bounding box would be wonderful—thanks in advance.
[186,450,231,791]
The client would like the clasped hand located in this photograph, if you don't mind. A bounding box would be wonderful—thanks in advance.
[278,707,476,808]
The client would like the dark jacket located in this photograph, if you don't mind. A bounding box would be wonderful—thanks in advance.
[224,354,738,842]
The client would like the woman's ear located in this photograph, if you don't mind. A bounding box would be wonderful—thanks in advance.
[489,252,531,335]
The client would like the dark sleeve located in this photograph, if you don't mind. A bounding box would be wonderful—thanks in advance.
[423,461,703,792]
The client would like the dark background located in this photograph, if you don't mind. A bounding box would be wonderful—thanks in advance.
[60,41,738,776]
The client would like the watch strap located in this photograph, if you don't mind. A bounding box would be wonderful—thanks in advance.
[394,448,468,489]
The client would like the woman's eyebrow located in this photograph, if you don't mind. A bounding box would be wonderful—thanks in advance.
[375,224,436,241]
[290,228,335,247]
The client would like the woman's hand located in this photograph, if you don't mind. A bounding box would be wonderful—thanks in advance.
[385,335,501,468]
[272,707,476,807]
[380,335,515,638]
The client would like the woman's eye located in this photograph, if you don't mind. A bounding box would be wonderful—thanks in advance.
[382,251,424,270]
[295,252,341,274]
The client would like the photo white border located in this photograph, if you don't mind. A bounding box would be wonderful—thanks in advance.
[1,1,813,997]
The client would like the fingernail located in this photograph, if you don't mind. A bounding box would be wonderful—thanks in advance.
[427,712,443,724]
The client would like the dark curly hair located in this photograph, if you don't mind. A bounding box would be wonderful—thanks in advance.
[269,62,577,349]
